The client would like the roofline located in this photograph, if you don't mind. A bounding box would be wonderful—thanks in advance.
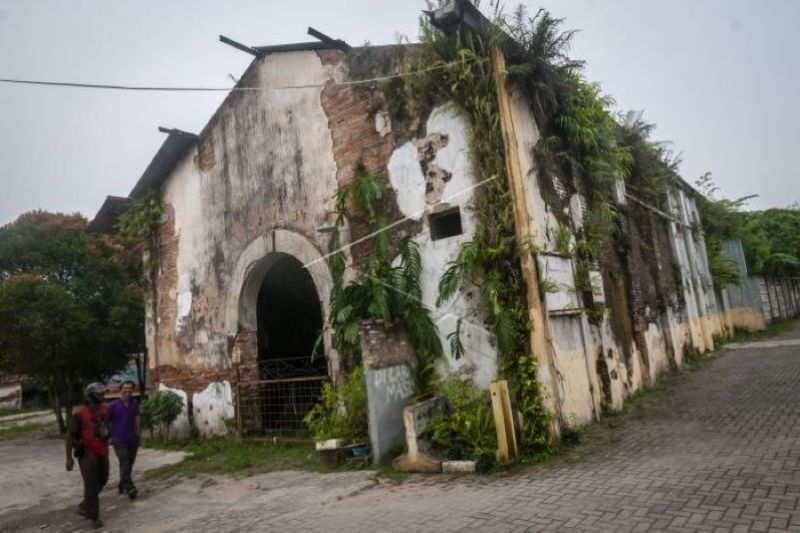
[88,195,133,233]
[254,41,333,55]
[671,175,703,199]
[128,127,198,199]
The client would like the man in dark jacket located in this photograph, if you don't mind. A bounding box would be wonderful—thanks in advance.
[66,382,110,529]
[107,380,140,499]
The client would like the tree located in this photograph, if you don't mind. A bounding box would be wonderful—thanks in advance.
[0,211,144,433]
[694,175,800,281]
[741,207,800,277]
[694,173,755,289]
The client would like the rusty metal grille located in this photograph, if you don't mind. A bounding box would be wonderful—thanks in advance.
[236,358,328,439]
[258,356,327,379]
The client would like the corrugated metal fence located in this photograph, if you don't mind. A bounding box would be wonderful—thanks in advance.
[756,277,800,324]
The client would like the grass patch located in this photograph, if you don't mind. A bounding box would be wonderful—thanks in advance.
[724,318,800,345]
[370,463,409,484]
[0,406,46,418]
[142,437,405,482]
[0,420,57,440]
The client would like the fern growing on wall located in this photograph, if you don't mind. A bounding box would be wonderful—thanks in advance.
[326,170,443,382]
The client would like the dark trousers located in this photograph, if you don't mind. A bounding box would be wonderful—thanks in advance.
[78,451,109,520]
[113,441,139,492]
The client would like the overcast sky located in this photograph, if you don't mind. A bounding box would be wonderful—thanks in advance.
[0,0,797,225]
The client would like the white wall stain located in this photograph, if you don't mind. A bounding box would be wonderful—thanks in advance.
[388,142,427,221]
[192,381,234,437]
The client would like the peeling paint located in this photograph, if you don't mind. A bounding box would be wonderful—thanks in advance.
[387,104,498,389]
[192,381,234,437]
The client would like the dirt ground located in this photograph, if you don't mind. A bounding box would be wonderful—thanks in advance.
[0,435,379,532]
[0,437,188,531]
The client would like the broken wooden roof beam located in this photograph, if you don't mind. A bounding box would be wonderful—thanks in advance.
[307,27,351,52]
[219,35,259,56]
[220,30,350,57]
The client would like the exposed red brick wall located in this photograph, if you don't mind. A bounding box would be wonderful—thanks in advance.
[151,365,233,396]
[319,56,394,188]
[196,135,216,171]
[233,327,259,381]
[316,49,345,66]
[360,320,414,371]
[318,49,420,263]
[153,203,178,376]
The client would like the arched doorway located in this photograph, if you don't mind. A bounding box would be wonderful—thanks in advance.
[255,253,328,433]
[226,229,336,436]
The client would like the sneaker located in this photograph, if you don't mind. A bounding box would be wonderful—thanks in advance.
[127,486,138,500]
[91,518,104,529]
[76,506,90,520]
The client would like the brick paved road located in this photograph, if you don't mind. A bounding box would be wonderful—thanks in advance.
[3,326,800,532]
[258,327,800,532]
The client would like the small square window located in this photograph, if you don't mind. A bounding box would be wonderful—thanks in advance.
[430,207,463,241]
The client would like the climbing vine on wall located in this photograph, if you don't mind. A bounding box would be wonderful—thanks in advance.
[384,1,692,448]
[386,9,557,452]
[118,189,165,366]
[326,170,443,397]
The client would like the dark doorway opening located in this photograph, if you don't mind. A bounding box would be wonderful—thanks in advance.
[255,254,327,433]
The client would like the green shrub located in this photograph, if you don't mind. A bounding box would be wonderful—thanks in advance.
[304,367,368,442]
[553,223,573,255]
[140,390,184,439]
[406,349,440,402]
[430,378,497,470]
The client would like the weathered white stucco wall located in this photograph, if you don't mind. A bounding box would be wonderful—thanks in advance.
[388,104,498,389]
[192,381,235,437]
[158,50,342,372]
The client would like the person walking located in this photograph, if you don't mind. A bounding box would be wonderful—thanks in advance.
[66,382,110,529]
[108,380,140,499]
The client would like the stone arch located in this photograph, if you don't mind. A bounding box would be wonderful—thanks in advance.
[224,228,337,376]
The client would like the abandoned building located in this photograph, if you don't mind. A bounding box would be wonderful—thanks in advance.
[91,1,771,451]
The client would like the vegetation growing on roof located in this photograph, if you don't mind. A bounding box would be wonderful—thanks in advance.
[317,0,779,459]
[382,1,704,452]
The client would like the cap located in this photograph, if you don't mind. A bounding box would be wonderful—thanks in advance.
[85,382,106,397]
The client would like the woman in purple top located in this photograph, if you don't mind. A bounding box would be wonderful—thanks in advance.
[107,380,140,499]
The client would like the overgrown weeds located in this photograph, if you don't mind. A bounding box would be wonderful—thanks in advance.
[142,437,396,480]
[143,438,322,479]
[724,318,800,344]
